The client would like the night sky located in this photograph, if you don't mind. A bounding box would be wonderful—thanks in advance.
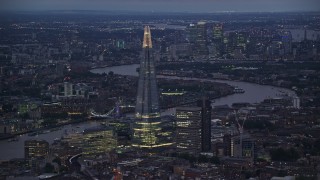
[1,0,320,12]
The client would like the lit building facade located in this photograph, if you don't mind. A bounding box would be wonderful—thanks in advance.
[187,22,209,58]
[230,134,256,160]
[24,140,49,160]
[213,23,223,41]
[175,107,202,155]
[213,23,224,57]
[133,26,165,148]
[82,126,117,159]
[195,21,209,57]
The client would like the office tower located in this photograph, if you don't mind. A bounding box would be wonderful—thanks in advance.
[82,126,117,159]
[223,134,232,156]
[292,96,301,109]
[187,22,209,57]
[213,23,223,42]
[133,26,163,148]
[187,24,198,43]
[176,107,202,155]
[197,98,212,152]
[237,32,249,52]
[230,134,256,159]
[195,21,209,57]
[226,32,237,57]
[64,82,74,97]
[213,23,224,57]
[281,31,292,55]
[25,140,49,160]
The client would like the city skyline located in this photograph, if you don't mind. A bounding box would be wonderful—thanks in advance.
[1,0,320,12]
[0,8,320,179]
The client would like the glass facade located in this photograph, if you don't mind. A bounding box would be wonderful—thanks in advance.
[175,107,202,155]
[133,26,165,148]
[24,140,49,160]
[82,126,117,159]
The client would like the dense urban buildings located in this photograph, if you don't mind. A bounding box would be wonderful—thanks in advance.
[0,10,320,180]
[82,126,117,159]
[24,140,49,160]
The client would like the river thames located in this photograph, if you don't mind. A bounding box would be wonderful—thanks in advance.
[91,64,297,107]
[0,64,296,161]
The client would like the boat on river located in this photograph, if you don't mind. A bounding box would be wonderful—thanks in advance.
[7,137,19,142]
[233,87,245,93]
[28,132,38,136]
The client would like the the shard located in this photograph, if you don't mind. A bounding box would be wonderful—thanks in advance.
[135,26,160,119]
[133,26,163,148]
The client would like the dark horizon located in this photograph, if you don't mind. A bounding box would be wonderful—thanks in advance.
[1,0,320,13]
[1,9,320,16]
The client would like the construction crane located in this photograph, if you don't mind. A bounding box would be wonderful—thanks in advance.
[234,110,247,157]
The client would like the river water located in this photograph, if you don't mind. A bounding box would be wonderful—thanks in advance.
[0,122,101,161]
[91,64,296,106]
[0,64,296,161]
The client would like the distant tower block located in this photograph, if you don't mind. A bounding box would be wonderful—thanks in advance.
[293,96,300,109]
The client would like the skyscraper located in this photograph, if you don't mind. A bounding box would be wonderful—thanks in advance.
[175,99,212,155]
[187,24,197,43]
[213,23,223,42]
[135,26,159,119]
[187,22,209,58]
[133,26,163,148]
[176,107,202,155]
[213,23,224,58]
[197,98,212,152]
[195,21,209,57]
[281,31,292,55]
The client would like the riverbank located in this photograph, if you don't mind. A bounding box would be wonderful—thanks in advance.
[91,64,297,107]
[0,120,104,161]
[0,118,92,141]
[90,63,138,70]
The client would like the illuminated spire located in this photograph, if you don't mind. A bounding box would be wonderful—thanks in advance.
[142,26,152,48]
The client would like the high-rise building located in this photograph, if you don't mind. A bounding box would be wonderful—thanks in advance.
[133,26,165,148]
[25,140,49,160]
[63,82,74,97]
[175,107,202,155]
[197,98,212,152]
[213,23,223,42]
[223,134,232,156]
[175,98,212,155]
[187,24,198,44]
[281,31,292,55]
[230,134,256,159]
[187,22,209,58]
[212,23,224,58]
[195,21,209,57]
[237,32,249,52]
